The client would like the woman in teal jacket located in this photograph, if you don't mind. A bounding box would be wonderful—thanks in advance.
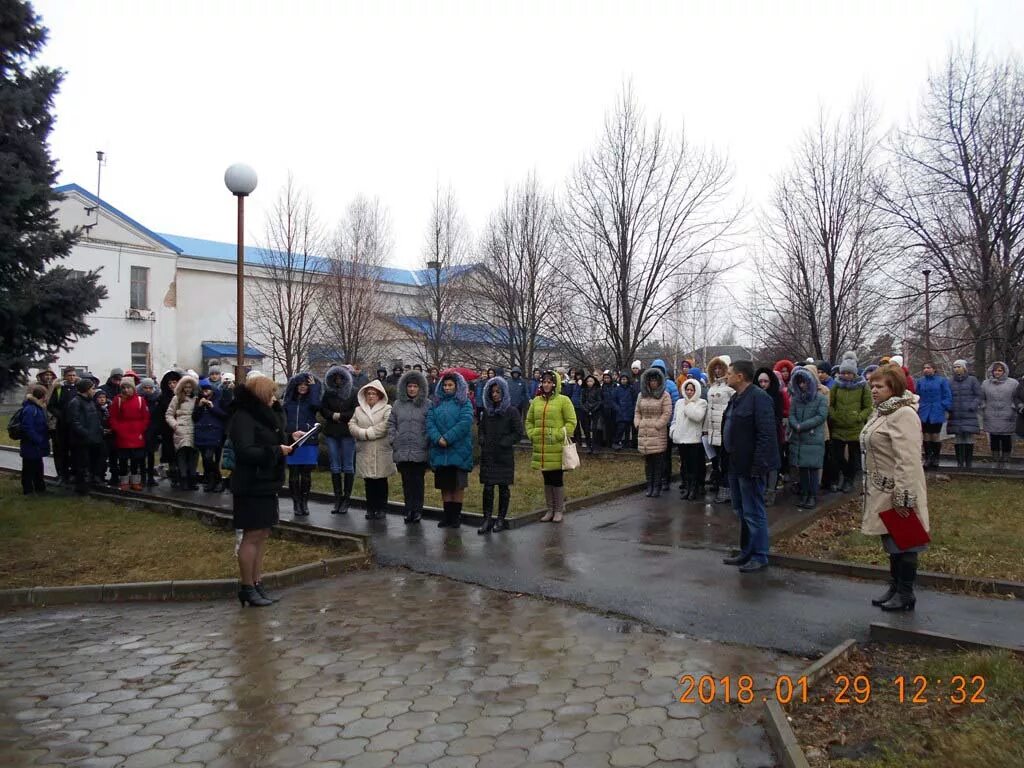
[788,368,829,510]
[427,371,474,529]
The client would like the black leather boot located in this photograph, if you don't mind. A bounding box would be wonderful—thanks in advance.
[288,471,300,514]
[493,487,510,532]
[479,486,495,534]
[965,444,974,469]
[331,473,344,514]
[238,585,272,607]
[339,472,353,514]
[881,552,917,611]
[954,444,964,468]
[253,581,280,603]
[872,554,899,606]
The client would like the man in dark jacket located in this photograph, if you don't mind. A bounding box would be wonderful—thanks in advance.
[507,367,530,434]
[721,360,780,573]
[48,366,79,484]
[66,379,105,494]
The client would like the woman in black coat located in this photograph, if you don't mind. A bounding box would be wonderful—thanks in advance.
[478,376,524,534]
[230,376,299,607]
[755,367,785,504]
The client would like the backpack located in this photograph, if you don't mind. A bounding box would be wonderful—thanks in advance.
[7,406,25,441]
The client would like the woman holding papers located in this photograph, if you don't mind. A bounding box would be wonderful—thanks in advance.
[229,375,296,607]
[860,365,929,612]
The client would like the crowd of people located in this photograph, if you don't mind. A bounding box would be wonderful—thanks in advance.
[13,351,1023,608]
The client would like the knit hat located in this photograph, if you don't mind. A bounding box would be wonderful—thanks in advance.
[199,378,213,390]
[109,367,124,377]
[839,352,858,376]
[631,360,642,371]
[953,359,968,370]
[139,377,156,389]
[208,365,221,375]
[890,354,904,367]
[816,360,831,375]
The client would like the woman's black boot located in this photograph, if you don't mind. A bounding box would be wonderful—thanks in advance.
[238,585,272,607]
[644,463,654,497]
[881,553,917,612]
[331,473,344,514]
[872,554,899,606]
[254,581,280,603]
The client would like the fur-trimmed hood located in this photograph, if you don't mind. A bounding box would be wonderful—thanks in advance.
[357,379,389,408]
[324,365,353,401]
[483,376,511,414]
[987,361,1012,382]
[680,378,701,401]
[173,376,198,401]
[789,367,819,404]
[640,367,666,399]
[773,359,795,377]
[159,369,183,395]
[397,370,429,406]
[284,372,319,403]
[24,394,47,410]
[435,370,469,403]
[707,355,731,380]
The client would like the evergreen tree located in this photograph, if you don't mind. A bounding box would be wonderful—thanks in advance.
[0,0,105,392]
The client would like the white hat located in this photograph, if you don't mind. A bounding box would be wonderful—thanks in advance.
[890,355,904,367]
[222,372,235,383]
[246,370,265,381]
[631,360,642,370]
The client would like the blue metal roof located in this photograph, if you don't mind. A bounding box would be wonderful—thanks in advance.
[162,232,477,288]
[55,182,479,287]
[391,316,558,349]
[55,183,183,254]
[201,342,265,358]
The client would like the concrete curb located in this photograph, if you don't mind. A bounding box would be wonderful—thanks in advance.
[868,622,1024,655]
[763,638,857,768]
[0,553,370,609]
[763,700,811,768]
[768,553,1024,598]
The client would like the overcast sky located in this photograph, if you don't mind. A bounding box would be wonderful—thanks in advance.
[35,0,1024,271]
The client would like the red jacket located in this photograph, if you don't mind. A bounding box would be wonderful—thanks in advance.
[109,394,151,449]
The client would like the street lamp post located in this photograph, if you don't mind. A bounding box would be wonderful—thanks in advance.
[426,259,442,367]
[922,268,931,360]
[224,164,258,382]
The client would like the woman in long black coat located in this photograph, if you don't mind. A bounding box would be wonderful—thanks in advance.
[478,376,524,534]
[230,376,299,607]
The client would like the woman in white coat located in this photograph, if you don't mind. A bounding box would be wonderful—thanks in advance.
[860,365,929,612]
[670,380,708,500]
[703,355,735,503]
[350,380,396,521]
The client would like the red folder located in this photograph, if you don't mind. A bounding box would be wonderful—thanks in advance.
[879,508,931,550]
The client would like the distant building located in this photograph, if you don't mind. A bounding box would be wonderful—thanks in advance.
[685,345,754,367]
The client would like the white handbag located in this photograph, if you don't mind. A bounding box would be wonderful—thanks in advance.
[562,427,580,470]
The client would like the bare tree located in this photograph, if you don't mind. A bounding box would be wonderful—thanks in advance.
[879,44,1024,373]
[247,174,326,379]
[321,195,392,368]
[414,185,469,367]
[555,83,740,370]
[466,172,563,372]
[749,96,893,363]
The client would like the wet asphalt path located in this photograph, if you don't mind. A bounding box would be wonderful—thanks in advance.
[2,450,1022,658]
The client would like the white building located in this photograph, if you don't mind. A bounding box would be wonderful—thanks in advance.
[45,184,454,380]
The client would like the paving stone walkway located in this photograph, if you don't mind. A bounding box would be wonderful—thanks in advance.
[0,570,804,768]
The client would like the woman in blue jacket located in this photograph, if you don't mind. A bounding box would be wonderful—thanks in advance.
[948,360,982,468]
[916,362,953,469]
[19,385,51,494]
[427,371,474,529]
[194,379,229,491]
[282,372,321,517]
[614,374,636,450]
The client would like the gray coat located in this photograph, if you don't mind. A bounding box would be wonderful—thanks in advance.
[980,362,1019,435]
[388,371,431,464]
[948,373,982,434]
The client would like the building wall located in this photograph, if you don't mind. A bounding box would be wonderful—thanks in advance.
[49,195,179,378]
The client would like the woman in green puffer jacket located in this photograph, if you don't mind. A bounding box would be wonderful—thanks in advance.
[828,352,872,492]
[526,370,577,523]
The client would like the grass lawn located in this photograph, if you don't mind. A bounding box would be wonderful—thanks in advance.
[791,643,1024,767]
[312,449,645,515]
[777,477,1024,583]
[0,476,339,588]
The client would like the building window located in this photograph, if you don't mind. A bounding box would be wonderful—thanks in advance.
[130,266,149,309]
[130,342,150,374]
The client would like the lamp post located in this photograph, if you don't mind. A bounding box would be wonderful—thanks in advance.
[922,268,931,360]
[224,164,258,382]
[425,259,442,367]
